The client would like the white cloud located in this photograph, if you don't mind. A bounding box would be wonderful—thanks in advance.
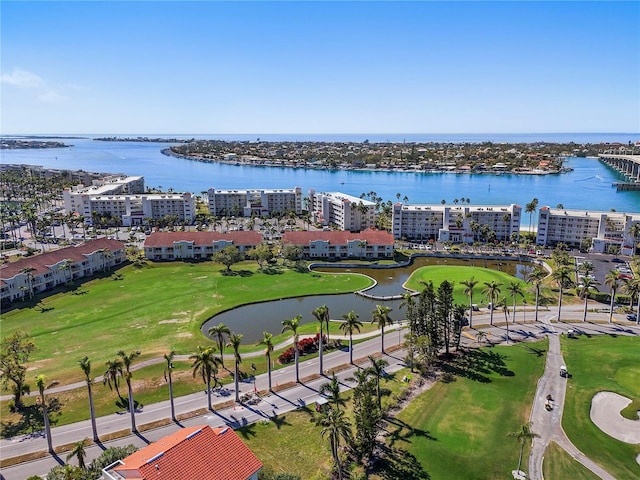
[1,68,45,89]
[1,67,70,103]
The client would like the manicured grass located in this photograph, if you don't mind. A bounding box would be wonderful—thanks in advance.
[561,335,640,479]
[542,442,600,480]
[404,265,534,307]
[387,340,547,479]
[0,261,372,388]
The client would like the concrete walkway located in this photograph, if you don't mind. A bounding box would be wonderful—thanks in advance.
[527,311,617,480]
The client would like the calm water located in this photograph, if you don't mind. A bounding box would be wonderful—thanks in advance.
[1,135,639,214]
[203,257,529,342]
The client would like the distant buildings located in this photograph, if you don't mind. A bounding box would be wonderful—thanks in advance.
[103,425,262,480]
[207,186,303,217]
[0,238,125,305]
[308,190,376,232]
[282,230,395,259]
[536,207,640,255]
[143,231,261,261]
[392,203,522,244]
[64,176,195,227]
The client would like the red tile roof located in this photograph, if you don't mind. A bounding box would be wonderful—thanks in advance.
[144,231,262,248]
[282,229,395,246]
[113,425,262,480]
[1,238,124,281]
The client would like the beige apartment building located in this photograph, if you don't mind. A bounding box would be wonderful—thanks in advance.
[207,187,303,217]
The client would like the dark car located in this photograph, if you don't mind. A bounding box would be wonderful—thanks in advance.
[612,258,625,263]
[627,313,637,321]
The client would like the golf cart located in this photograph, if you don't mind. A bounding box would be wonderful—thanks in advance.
[560,365,568,378]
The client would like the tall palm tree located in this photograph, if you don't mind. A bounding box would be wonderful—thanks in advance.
[525,268,547,323]
[507,423,540,474]
[367,355,389,410]
[312,305,329,374]
[313,407,352,480]
[190,346,221,411]
[552,267,573,322]
[66,438,89,470]
[371,305,393,353]
[604,270,620,323]
[103,358,123,399]
[163,351,177,422]
[208,322,231,369]
[227,332,243,403]
[339,311,362,364]
[319,373,345,411]
[482,281,502,326]
[525,198,539,234]
[578,277,598,323]
[117,350,141,433]
[461,278,479,328]
[258,331,275,391]
[507,282,524,323]
[282,314,302,383]
[78,356,99,442]
[475,330,488,347]
[35,374,55,453]
[622,277,640,325]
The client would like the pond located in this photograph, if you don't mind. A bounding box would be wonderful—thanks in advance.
[201,256,532,343]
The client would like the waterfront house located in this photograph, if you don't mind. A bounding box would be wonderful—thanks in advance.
[103,425,262,480]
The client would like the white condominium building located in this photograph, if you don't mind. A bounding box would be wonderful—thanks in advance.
[64,190,195,227]
[207,187,303,217]
[392,203,522,243]
[308,190,376,232]
[536,207,640,255]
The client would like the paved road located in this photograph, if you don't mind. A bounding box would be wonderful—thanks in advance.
[1,305,637,480]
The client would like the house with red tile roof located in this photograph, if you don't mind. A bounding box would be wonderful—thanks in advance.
[143,231,262,261]
[282,229,395,259]
[103,425,262,480]
[0,238,125,305]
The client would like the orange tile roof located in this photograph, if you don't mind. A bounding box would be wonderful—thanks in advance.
[1,238,124,281]
[143,231,262,248]
[113,425,262,480]
[282,229,395,246]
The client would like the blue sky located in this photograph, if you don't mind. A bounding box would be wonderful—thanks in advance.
[1,1,639,134]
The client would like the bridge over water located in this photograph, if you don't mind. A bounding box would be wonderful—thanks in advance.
[598,154,640,190]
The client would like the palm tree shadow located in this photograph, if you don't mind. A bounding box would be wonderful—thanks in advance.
[374,444,431,480]
[236,422,257,439]
[382,417,437,448]
[270,413,291,430]
[523,345,546,357]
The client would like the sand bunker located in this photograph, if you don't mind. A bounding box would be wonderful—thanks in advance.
[590,391,640,444]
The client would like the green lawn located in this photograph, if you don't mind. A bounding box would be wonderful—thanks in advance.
[1,261,373,387]
[386,340,547,479]
[561,335,640,479]
[404,265,534,307]
[542,442,600,480]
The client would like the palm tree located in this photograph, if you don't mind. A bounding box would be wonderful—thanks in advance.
[117,350,141,433]
[482,281,502,326]
[312,305,329,374]
[319,373,345,410]
[525,198,539,234]
[339,311,362,364]
[475,330,488,347]
[500,297,510,343]
[622,277,640,325]
[313,407,352,480]
[103,358,123,399]
[66,438,89,470]
[282,315,302,383]
[507,423,540,475]
[507,282,523,323]
[190,346,221,411]
[371,305,393,353]
[35,374,56,453]
[578,277,598,323]
[208,322,231,369]
[258,331,275,391]
[367,355,389,410]
[525,268,547,323]
[78,356,99,442]
[163,351,177,422]
[552,267,573,322]
[604,270,620,323]
[227,332,243,403]
[461,278,479,328]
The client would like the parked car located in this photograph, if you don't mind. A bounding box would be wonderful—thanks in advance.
[627,313,637,321]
